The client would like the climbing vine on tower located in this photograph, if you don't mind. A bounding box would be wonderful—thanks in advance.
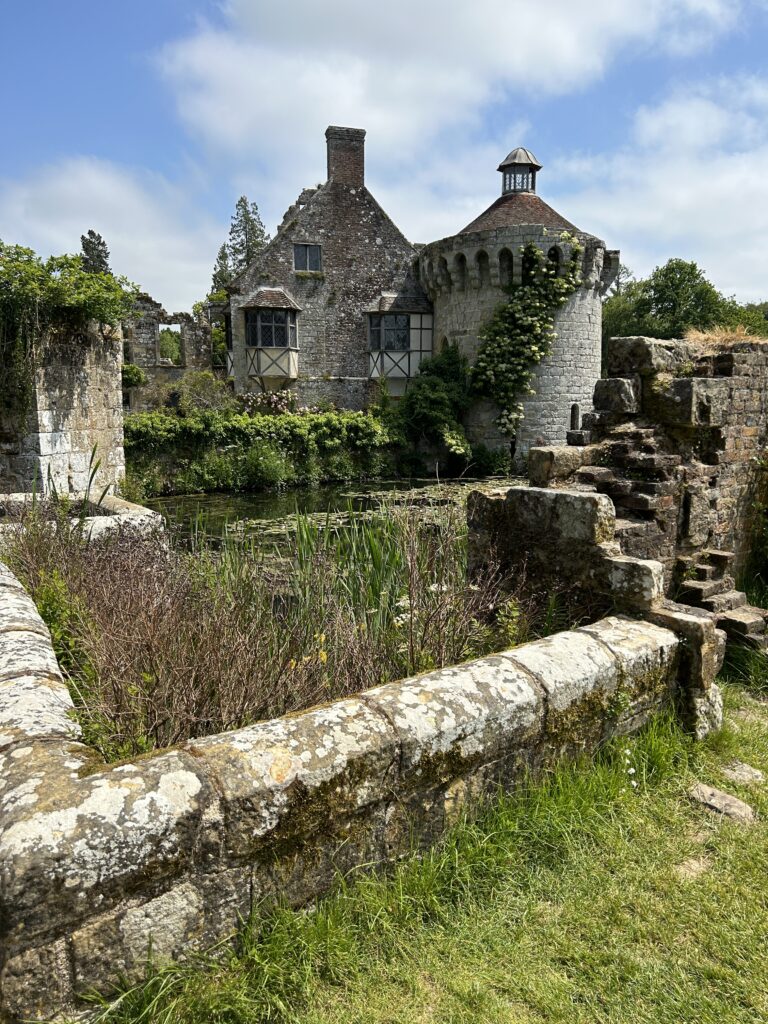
[471,234,583,436]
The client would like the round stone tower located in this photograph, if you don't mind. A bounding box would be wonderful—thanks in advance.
[418,148,619,461]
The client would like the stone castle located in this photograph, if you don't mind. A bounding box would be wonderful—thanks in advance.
[225,126,619,458]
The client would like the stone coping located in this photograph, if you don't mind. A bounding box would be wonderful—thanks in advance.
[0,493,162,541]
[0,559,692,1020]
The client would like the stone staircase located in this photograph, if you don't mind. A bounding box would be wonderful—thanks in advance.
[570,423,768,650]
[675,549,768,649]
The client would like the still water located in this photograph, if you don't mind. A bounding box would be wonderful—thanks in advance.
[146,478,523,544]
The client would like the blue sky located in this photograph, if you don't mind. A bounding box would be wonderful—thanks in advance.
[3,1,768,309]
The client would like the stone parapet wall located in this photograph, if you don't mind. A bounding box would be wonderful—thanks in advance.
[0,328,124,495]
[0,555,698,1022]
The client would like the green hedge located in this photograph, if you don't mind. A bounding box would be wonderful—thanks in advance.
[124,409,393,496]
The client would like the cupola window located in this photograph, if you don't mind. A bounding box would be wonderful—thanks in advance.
[497,147,542,196]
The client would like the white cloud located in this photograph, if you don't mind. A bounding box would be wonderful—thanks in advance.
[549,75,768,300]
[0,158,224,310]
[157,0,740,225]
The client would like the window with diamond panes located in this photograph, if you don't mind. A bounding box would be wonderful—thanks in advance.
[245,308,298,348]
[369,313,410,351]
[293,244,322,271]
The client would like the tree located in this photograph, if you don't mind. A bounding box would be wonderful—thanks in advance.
[602,258,768,341]
[226,196,269,276]
[80,230,111,274]
[211,244,231,292]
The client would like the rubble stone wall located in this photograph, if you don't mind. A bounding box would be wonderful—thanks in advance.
[123,293,212,411]
[0,328,124,495]
[0,556,695,1023]
[528,336,768,585]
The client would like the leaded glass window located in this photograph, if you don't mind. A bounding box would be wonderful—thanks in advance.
[245,309,298,348]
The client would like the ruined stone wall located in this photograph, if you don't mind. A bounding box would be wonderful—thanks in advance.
[0,554,700,1023]
[418,229,616,460]
[229,179,428,409]
[530,336,768,585]
[123,294,212,411]
[0,327,124,495]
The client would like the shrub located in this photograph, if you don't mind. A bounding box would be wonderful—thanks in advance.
[121,363,147,389]
[123,408,392,495]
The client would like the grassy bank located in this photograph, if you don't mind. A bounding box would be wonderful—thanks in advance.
[80,685,768,1024]
[1,500,573,762]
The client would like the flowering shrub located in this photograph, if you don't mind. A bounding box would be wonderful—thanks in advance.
[471,234,582,435]
[238,389,317,416]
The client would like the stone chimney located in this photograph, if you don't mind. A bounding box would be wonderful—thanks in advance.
[326,126,366,187]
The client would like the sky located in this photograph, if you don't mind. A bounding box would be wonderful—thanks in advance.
[2,0,768,310]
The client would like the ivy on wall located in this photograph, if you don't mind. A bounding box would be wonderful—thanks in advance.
[471,234,583,435]
[0,241,136,422]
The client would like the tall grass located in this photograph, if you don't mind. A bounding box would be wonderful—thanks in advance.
[1,501,574,761]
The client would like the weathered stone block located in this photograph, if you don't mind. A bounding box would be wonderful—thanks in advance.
[528,445,584,486]
[593,377,640,414]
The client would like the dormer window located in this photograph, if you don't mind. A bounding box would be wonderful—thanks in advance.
[294,243,322,271]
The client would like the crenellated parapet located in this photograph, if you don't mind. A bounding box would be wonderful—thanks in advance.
[418,226,618,299]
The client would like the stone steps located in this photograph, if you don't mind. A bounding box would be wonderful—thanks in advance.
[717,605,767,638]
[678,577,734,605]
[701,589,748,614]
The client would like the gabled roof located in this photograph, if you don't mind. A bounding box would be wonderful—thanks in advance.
[241,286,302,311]
[460,192,578,234]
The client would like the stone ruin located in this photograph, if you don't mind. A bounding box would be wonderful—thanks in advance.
[522,335,768,648]
[0,326,125,496]
[4,332,768,1020]
[121,293,214,411]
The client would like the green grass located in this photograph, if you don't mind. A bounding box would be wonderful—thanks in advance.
[81,682,768,1024]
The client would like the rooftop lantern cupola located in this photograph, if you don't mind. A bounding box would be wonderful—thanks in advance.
[498,147,542,195]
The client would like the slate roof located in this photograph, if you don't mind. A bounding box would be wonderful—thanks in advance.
[460,192,578,234]
[241,287,302,311]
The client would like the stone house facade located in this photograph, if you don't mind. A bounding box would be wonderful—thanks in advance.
[226,126,430,410]
[227,128,618,455]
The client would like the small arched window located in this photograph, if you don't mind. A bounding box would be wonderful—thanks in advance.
[499,249,513,288]
[476,250,491,287]
[547,246,561,276]
[453,253,467,290]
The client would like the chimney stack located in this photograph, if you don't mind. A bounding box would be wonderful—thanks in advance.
[326,126,366,187]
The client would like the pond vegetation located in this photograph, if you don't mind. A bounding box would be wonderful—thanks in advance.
[2,488,568,763]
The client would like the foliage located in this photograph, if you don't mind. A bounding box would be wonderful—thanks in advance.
[157,327,182,363]
[123,408,391,495]
[121,363,147,389]
[603,258,768,341]
[226,196,270,278]
[0,240,136,419]
[385,345,472,463]
[211,243,231,292]
[472,236,583,435]
[80,229,111,274]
